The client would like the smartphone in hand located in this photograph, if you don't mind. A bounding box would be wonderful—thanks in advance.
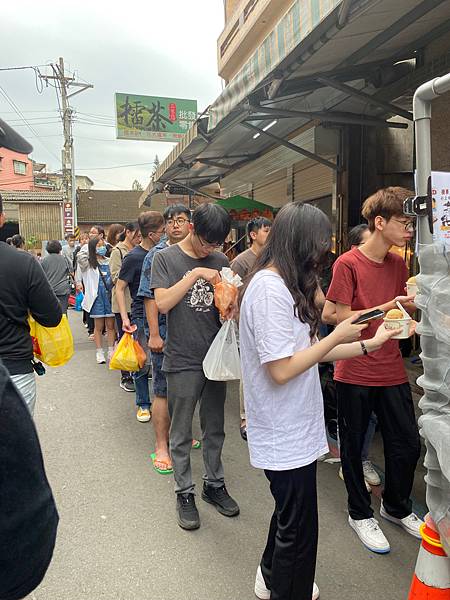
[352,309,385,324]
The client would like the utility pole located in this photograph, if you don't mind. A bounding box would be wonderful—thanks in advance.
[40,58,93,236]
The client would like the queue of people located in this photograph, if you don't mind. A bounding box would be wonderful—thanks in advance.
[1,178,424,600]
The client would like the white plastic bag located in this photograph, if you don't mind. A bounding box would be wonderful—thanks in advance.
[203,320,241,381]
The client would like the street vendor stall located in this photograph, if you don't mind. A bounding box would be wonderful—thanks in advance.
[216,195,275,259]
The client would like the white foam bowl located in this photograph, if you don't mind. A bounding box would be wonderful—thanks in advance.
[384,317,411,339]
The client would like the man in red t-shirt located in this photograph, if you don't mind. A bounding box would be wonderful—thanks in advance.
[326,187,422,554]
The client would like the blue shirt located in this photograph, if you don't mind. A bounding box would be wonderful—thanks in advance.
[137,240,167,338]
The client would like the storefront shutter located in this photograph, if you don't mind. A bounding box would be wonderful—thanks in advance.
[293,161,334,203]
[253,168,287,207]
[19,203,63,242]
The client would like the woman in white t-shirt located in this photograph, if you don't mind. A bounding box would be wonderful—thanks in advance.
[239,202,397,600]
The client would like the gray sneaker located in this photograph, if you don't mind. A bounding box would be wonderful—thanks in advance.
[120,377,135,392]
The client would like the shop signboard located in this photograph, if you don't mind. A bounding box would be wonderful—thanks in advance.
[431,171,450,247]
[115,93,197,142]
[63,202,74,234]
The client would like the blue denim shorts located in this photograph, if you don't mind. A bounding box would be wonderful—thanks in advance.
[151,351,167,398]
[90,284,113,318]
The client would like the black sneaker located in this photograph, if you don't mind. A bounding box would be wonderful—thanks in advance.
[120,377,135,393]
[201,483,240,517]
[176,493,200,530]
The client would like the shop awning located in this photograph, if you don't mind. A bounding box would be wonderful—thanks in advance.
[216,195,274,212]
[141,0,450,206]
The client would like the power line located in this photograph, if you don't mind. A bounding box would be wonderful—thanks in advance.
[0,65,50,72]
[0,86,61,163]
[78,161,155,171]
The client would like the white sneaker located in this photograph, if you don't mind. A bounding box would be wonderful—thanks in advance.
[254,565,319,599]
[362,461,381,486]
[96,349,106,364]
[339,466,371,493]
[380,502,423,539]
[107,347,115,362]
[254,567,270,600]
[348,516,390,553]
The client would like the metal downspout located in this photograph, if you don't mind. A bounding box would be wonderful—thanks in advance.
[412,73,450,557]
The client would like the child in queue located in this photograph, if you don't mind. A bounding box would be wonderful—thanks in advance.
[80,236,116,364]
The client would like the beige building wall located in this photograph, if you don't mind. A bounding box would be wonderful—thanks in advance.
[218,0,294,81]
[423,32,450,171]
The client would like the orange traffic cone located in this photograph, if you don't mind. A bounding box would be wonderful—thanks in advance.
[408,522,450,599]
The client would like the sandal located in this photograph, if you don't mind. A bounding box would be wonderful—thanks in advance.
[150,452,173,475]
[192,439,201,449]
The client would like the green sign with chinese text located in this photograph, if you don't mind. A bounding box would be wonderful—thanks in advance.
[115,93,197,142]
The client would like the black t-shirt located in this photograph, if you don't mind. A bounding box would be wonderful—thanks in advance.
[0,243,62,375]
[118,245,148,322]
[0,361,59,600]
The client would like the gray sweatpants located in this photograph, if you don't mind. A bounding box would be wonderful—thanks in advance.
[166,370,226,495]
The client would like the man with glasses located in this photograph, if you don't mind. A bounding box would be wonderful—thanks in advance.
[116,211,165,423]
[326,187,422,554]
[150,203,239,530]
[137,205,191,474]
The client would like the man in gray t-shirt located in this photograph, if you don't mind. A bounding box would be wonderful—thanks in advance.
[230,217,271,441]
[150,203,240,531]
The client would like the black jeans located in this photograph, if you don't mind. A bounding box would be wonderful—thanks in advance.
[261,462,318,600]
[83,310,94,335]
[336,382,421,521]
[114,312,132,381]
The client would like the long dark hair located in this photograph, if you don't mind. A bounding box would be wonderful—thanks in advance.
[88,236,101,269]
[243,202,332,339]
[118,221,138,243]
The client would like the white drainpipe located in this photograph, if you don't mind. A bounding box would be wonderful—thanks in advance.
[411,73,450,556]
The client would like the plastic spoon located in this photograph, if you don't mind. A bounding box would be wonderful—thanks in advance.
[396,300,411,319]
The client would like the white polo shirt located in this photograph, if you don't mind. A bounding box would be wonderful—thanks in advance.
[239,270,328,471]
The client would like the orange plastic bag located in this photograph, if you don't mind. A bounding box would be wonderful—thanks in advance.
[214,282,238,319]
[214,267,243,319]
[109,333,141,372]
[133,339,147,369]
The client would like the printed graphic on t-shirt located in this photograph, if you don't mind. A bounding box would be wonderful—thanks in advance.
[183,271,214,312]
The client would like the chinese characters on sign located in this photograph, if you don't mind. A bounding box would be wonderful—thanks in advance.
[64,202,74,235]
[115,93,198,142]
[431,171,450,248]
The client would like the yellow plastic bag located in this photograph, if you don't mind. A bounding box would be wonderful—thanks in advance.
[28,315,74,367]
[109,333,141,372]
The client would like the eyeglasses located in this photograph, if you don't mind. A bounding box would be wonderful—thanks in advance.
[166,217,190,226]
[392,218,415,232]
[197,235,222,250]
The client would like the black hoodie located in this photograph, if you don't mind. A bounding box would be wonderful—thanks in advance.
[0,362,59,599]
[0,242,62,375]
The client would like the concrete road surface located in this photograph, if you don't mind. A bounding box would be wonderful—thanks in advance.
[29,311,426,600]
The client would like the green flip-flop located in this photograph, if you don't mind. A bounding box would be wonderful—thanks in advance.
[150,453,173,475]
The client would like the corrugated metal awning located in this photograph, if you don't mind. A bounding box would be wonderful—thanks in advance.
[143,0,450,203]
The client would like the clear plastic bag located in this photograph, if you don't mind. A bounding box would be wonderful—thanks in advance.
[203,320,241,381]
